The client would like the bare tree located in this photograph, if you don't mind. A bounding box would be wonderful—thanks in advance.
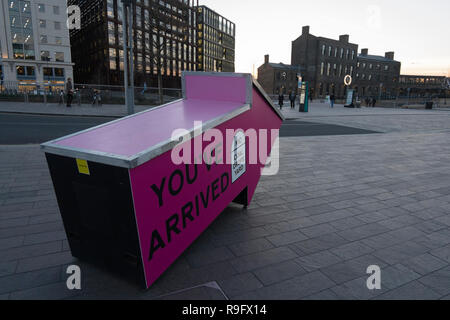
[136,1,194,105]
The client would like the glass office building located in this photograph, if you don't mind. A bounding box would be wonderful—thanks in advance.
[196,5,235,73]
[69,0,199,88]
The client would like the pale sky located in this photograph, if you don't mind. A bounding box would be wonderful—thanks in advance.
[200,0,450,77]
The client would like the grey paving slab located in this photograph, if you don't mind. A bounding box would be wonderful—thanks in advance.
[229,247,298,273]
[375,281,442,300]
[321,254,388,285]
[2,106,450,299]
[300,223,339,238]
[303,289,340,300]
[381,264,421,290]
[8,281,80,300]
[295,251,343,272]
[15,251,77,273]
[330,242,374,260]
[403,253,448,275]
[0,236,24,251]
[331,277,387,300]
[0,261,18,277]
[417,266,450,296]
[227,238,274,257]
[266,230,308,246]
[22,230,68,246]
[252,260,307,286]
[373,241,430,265]
[157,285,228,301]
[218,273,263,299]
[0,266,62,294]
[338,223,391,241]
[290,233,350,256]
[430,245,450,263]
[235,271,335,300]
[0,241,62,263]
[185,246,235,268]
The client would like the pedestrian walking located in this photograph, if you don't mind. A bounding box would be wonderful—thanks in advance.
[365,97,370,107]
[278,93,284,110]
[372,98,377,108]
[66,78,73,108]
[92,90,98,106]
[58,89,64,105]
[330,94,335,108]
[289,91,296,109]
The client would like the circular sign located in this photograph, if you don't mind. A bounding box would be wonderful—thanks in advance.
[344,75,352,86]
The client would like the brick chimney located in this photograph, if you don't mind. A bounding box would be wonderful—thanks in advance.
[361,48,369,56]
[385,52,395,60]
[302,26,310,35]
[339,35,349,43]
[264,54,269,64]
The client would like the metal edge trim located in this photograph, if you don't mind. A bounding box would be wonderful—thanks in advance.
[40,98,184,147]
[252,78,286,121]
[41,144,132,168]
[42,103,251,169]
[129,103,252,168]
[127,170,149,288]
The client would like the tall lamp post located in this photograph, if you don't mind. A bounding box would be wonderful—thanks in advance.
[121,0,135,115]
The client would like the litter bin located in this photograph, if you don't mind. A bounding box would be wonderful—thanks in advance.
[41,72,284,288]
[426,101,433,110]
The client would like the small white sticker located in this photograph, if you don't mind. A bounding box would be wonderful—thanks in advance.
[231,131,246,183]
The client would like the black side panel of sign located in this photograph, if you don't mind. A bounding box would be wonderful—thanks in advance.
[45,153,146,288]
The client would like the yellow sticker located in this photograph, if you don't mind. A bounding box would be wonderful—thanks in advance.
[76,159,90,175]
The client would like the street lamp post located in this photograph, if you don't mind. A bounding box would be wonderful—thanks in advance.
[121,0,135,115]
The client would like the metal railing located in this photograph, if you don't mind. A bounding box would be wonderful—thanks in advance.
[0,81,182,106]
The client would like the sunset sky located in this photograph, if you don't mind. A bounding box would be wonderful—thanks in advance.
[200,0,450,77]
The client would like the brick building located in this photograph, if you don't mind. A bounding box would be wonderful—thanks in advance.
[291,26,358,99]
[354,49,401,99]
[257,54,303,95]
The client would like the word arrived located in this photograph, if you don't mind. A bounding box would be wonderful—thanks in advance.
[149,164,230,261]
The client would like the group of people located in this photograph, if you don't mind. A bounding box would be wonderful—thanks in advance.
[278,91,312,109]
[364,97,377,107]
[58,78,102,107]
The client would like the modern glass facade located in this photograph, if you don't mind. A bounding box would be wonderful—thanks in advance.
[196,6,235,72]
[69,0,199,88]
[9,0,35,61]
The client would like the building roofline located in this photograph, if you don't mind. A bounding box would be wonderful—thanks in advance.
[196,5,236,26]
[358,54,400,63]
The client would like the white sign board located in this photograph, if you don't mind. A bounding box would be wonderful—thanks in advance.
[346,89,354,105]
[231,131,246,183]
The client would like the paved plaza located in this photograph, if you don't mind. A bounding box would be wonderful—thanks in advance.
[0,103,449,300]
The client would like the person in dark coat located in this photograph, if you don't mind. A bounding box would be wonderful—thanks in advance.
[66,78,73,108]
[372,98,377,107]
[278,93,284,110]
[330,94,335,108]
[289,91,296,109]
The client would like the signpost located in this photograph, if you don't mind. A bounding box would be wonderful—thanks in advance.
[346,89,354,106]
[344,75,354,107]
[121,0,135,115]
[298,75,309,113]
